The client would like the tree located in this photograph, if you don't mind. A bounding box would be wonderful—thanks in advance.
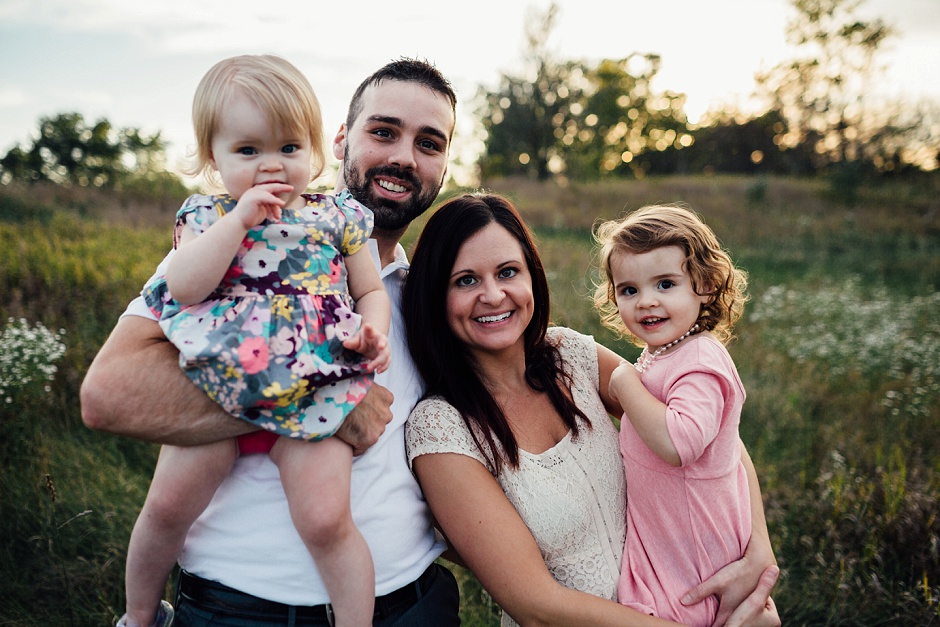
[756,0,894,171]
[476,3,573,180]
[476,3,693,181]
[0,112,169,187]
[563,55,691,179]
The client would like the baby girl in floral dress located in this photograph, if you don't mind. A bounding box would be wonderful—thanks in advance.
[119,55,388,627]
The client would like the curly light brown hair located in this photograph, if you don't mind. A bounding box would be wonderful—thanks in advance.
[593,204,748,346]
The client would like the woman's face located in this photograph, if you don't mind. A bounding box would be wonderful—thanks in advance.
[446,222,535,358]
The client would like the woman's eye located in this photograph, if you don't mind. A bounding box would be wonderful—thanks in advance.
[456,276,477,287]
[498,268,518,279]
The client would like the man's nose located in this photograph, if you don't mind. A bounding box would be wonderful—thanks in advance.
[388,142,417,171]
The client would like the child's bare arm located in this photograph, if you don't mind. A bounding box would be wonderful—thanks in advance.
[609,362,681,466]
[167,184,290,304]
[343,246,391,372]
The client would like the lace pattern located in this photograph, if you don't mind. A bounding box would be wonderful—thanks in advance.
[406,327,627,625]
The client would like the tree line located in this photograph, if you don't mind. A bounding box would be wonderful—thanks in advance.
[476,0,938,182]
[1,0,937,193]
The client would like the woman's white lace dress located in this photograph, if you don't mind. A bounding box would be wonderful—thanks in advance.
[406,327,627,626]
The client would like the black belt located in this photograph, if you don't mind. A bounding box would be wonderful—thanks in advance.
[178,564,438,623]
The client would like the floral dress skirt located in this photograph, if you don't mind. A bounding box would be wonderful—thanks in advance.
[144,191,374,440]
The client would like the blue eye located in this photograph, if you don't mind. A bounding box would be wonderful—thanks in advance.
[282,144,299,154]
[238,147,257,156]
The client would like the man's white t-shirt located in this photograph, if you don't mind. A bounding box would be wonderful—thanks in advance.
[125,240,444,604]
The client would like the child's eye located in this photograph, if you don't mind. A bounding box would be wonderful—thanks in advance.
[658,280,675,290]
[620,286,637,296]
[282,144,299,154]
[238,147,257,156]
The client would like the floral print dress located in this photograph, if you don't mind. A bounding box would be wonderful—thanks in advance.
[144,191,374,440]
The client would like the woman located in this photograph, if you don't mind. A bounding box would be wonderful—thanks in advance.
[402,193,779,626]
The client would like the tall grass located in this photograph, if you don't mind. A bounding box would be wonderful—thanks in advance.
[1,176,938,625]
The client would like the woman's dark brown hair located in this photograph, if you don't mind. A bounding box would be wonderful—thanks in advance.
[403,193,589,473]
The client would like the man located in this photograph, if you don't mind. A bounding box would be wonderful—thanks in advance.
[81,58,461,626]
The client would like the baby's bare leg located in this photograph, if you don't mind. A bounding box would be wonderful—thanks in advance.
[271,437,375,626]
[124,439,237,626]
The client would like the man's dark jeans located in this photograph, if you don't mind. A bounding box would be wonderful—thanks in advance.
[173,563,461,626]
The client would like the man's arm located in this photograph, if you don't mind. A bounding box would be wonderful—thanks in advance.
[80,315,252,445]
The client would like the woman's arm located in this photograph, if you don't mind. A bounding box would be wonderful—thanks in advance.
[413,451,677,627]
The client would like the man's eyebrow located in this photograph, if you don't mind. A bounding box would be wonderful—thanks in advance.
[366,115,448,144]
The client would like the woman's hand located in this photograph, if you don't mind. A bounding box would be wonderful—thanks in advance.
[724,566,780,627]
[681,561,780,627]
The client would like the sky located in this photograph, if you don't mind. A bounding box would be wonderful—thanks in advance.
[1,0,939,185]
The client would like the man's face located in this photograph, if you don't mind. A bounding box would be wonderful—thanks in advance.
[334,80,455,234]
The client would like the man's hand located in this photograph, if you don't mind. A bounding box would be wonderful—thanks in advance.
[335,383,393,455]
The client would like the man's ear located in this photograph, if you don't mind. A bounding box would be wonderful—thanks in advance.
[332,124,347,161]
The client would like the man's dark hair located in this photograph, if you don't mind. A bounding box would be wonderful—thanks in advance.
[345,58,456,130]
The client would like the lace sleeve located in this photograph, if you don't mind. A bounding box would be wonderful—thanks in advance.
[405,397,492,472]
[547,326,600,393]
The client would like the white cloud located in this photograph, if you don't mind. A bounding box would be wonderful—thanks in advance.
[0,87,28,109]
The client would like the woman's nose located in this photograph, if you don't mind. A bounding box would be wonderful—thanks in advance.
[479,279,504,304]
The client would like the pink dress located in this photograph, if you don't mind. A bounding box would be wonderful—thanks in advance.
[618,334,751,626]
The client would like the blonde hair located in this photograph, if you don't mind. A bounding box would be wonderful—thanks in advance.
[184,54,325,187]
[593,204,748,346]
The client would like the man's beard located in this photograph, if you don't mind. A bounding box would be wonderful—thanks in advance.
[343,148,441,232]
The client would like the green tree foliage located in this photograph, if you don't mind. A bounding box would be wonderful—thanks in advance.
[476,3,571,180]
[756,0,895,171]
[476,4,691,181]
[0,112,170,188]
[563,55,691,179]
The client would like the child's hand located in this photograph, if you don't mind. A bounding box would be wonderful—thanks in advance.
[609,360,640,406]
[343,322,391,374]
[232,183,293,229]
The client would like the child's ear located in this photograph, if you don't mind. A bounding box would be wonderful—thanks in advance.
[698,282,715,306]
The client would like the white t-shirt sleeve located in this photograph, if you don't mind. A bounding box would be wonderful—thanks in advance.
[122,250,174,321]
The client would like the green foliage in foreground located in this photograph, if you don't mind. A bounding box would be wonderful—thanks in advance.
[1,176,939,625]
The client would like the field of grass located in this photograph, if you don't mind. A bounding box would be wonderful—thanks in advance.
[1,175,939,625]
